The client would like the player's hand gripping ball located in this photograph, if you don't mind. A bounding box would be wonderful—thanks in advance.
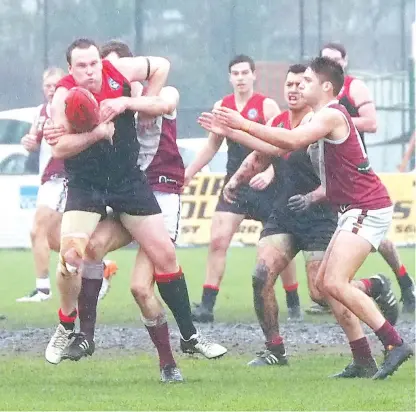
[65,87,100,133]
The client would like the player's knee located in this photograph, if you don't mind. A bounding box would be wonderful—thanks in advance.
[378,238,394,256]
[59,235,88,277]
[131,281,154,304]
[309,289,324,304]
[321,276,343,300]
[252,262,271,294]
[210,233,231,254]
[152,243,178,274]
[85,235,107,261]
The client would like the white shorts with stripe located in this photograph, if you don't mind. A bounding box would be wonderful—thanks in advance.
[337,206,393,250]
[154,191,181,243]
[36,177,66,213]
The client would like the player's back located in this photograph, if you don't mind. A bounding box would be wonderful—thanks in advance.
[222,93,267,176]
[321,103,391,211]
[57,60,138,188]
[137,111,184,194]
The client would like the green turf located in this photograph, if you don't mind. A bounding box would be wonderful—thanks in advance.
[1,247,415,326]
[0,248,414,411]
[0,354,414,411]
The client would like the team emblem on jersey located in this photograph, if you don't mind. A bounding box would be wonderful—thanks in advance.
[247,108,258,120]
[277,122,285,128]
[108,77,120,90]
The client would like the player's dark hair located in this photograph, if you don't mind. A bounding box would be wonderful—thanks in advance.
[100,40,133,59]
[228,54,255,72]
[287,64,307,75]
[320,42,347,58]
[309,57,344,96]
[66,38,100,64]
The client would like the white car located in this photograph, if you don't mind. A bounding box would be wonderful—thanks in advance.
[0,107,39,175]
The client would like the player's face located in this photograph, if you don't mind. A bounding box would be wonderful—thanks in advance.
[42,74,62,103]
[321,48,347,69]
[229,62,255,94]
[284,72,307,111]
[299,68,322,106]
[69,46,103,92]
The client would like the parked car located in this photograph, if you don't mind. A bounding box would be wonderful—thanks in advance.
[0,107,38,175]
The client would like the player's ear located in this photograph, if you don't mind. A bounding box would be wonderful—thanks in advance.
[322,81,332,93]
[343,55,349,69]
[252,70,257,82]
[68,64,73,75]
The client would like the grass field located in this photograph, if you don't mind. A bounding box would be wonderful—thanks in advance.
[0,247,415,411]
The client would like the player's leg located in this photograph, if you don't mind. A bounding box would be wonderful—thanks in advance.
[377,238,414,313]
[118,179,227,359]
[248,231,298,367]
[63,218,131,361]
[45,186,103,365]
[131,247,183,383]
[280,260,301,321]
[312,231,378,378]
[17,179,64,302]
[192,210,244,322]
[318,209,413,379]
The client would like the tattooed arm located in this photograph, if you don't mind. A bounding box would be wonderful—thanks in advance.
[223,151,272,203]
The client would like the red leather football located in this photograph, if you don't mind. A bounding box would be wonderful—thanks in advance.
[65,87,99,133]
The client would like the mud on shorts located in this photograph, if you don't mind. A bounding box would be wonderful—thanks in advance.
[259,210,337,261]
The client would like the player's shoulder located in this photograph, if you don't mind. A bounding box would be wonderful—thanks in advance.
[56,74,75,90]
[213,99,224,109]
[270,109,289,124]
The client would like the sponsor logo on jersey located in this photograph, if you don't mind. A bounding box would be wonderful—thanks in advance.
[108,77,120,90]
[247,108,258,120]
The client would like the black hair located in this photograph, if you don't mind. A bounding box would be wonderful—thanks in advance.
[228,54,255,72]
[66,38,99,64]
[309,56,344,96]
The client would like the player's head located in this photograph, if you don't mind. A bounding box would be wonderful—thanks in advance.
[100,40,133,63]
[228,54,256,94]
[320,42,348,69]
[285,64,307,111]
[66,38,103,92]
[301,57,344,107]
[42,67,65,103]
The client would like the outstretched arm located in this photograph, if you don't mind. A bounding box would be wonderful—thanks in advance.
[213,106,338,150]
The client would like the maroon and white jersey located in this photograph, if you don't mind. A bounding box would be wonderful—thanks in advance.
[316,101,391,211]
[137,110,184,194]
[35,103,65,184]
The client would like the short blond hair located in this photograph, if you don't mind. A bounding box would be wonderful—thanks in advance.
[43,67,65,81]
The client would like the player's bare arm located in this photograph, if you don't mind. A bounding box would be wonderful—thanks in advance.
[129,86,179,116]
[47,87,114,159]
[213,106,346,150]
[249,99,280,190]
[114,56,170,97]
[185,100,225,184]
[223,151,272,203]
[21,113,41,152]
[198,111,287,157]
[349,79,377,133]
[100,87,179,123]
